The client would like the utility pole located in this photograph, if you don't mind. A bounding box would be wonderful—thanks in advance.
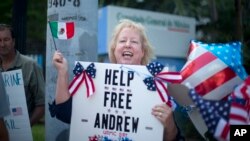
[45,0,98,141]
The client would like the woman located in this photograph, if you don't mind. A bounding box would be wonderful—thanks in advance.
[50,19,184,141]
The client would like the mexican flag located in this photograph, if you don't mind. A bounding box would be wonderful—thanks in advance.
[49,21,74,39]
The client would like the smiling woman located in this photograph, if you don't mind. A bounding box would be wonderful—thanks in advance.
[114,27,144,65]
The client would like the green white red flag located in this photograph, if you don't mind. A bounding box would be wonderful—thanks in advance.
[49,21,74,39]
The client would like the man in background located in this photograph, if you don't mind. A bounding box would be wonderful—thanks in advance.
[0,24,45,126]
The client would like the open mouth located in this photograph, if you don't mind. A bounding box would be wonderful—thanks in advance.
[122,51,133,57]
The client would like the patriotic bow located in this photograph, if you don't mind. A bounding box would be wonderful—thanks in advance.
[88,135,98,141]
[69,62,96,97]
[143,62,182,107]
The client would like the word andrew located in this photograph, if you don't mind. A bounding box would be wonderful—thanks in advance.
[94,69,139,133]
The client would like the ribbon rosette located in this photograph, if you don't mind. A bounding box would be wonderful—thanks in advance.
[69,62,96,97]
[143,62,182,107]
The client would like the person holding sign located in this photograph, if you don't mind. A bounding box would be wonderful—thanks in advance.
[0,24,45,126]
[49,19,184,140]
[0,72,10,141]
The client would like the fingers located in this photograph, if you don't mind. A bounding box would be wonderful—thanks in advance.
[152,108,165,123]
[152,104,173,126]
[152,104,171,115]
[157,111,163,118]
[52,51,68,73]
[152,105,164,118]
[53,51,63,63]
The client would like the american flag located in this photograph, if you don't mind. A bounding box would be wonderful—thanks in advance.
[12,107,23,116]
[189,89,230,140]
[181,40,248,100]
[230,76,250,124]
[189,76,250,141]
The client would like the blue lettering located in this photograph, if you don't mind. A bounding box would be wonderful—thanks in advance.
[2,72,23,87]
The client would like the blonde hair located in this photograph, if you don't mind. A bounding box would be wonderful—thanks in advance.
[108,19,155,65]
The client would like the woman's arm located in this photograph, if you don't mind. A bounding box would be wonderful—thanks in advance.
[53,51,71,104]
[49,97,72,124]
[49,51,72,123]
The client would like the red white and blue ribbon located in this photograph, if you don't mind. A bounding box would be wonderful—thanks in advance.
[143,62,182,108]
[69,62,96,98]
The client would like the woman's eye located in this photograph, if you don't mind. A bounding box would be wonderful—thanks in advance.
[132,41,138,44]
[119,40,126,43]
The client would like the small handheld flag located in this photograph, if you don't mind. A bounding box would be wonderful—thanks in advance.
[49,21,75,39]
[48,21,75,50]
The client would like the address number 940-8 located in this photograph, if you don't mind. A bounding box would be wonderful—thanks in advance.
[48,0,80,8]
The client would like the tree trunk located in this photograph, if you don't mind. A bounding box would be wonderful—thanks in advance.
[209,0,218,22]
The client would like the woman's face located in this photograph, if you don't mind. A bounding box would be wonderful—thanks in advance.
[114,27,144,65]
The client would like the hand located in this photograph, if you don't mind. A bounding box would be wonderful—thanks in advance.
[52,51,68,74]
[152,103,178,141]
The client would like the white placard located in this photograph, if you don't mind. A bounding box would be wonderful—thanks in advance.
[70,62,164,141]
[2,69,33,141]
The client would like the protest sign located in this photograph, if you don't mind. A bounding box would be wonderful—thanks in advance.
[69,62,165,141]
[2,69,33,141]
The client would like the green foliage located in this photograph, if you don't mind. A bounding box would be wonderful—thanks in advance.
[0,0,13,24]
[32,123,45,141]
[27,1,47,42]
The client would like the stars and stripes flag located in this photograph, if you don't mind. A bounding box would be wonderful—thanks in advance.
[69,62,96,98]
[12,107,23,116]
[189,88,231,141]
[189,76,250,141]
[230,76,250,125]
[181,40,248,100]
